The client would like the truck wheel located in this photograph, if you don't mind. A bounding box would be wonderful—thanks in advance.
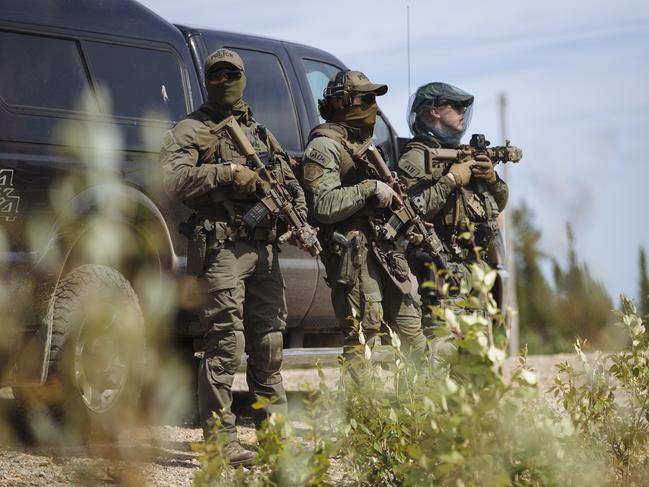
[13,264,146,445]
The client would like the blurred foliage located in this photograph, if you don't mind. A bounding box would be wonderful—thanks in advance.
[0,86,192,458]
[512,203,616,353]
[194,265,649,486]
[552,296,649,484]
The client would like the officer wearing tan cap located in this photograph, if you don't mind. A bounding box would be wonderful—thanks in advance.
[300,70,427,365]
[160,49,306,465]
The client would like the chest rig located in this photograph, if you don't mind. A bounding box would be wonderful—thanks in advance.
[308,123,380,185]
[308,124,414,293]
[405,135,500,259]
[194,106,289,236]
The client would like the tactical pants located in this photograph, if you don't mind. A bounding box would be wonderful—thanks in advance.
[197,240,287,441]
[323,247,427,359]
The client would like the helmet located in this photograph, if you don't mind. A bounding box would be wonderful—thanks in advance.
[407,82,474,144]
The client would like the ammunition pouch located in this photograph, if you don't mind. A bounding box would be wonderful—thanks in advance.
[370,241,412,294]
[474,221,498,249]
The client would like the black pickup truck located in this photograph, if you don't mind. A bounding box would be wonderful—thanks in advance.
[0,0,403,431]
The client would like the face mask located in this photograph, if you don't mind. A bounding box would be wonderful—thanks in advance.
[206,73,246,110]
[344,103,378,129]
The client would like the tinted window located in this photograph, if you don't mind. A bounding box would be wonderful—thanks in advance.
[373,115,394,167]
[227,48,300,152]
[201,38,301,152]
[84,42,186,121]
[302,59,340,123]
[0,30,93,111]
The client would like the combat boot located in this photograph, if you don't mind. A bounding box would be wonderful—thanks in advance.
[223,440,257,466]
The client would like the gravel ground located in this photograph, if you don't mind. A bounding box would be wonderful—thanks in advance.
[0,354,578,486]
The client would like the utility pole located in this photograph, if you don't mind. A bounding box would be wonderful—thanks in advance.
[500,93,520,356]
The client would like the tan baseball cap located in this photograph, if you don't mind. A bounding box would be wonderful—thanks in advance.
[344,70,388,96]
[204,48,245,75]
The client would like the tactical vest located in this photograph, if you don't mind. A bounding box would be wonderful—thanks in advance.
[307,123,380,186]
[404,135,501,256]
[189,106,289,238]
[307,123,414,294]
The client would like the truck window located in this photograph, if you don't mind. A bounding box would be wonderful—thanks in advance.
[0,30,93,112]
[302,59,394,166]
[373,114,394,167]
[224,48,300,153]
[83,41,187,122]
[302,59,339,124]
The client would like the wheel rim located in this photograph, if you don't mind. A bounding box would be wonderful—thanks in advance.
[73,314,130,413]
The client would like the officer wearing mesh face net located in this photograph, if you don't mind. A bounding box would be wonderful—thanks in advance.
[398,82,509,334]
[300,70,427,364]
[159,48,307,466]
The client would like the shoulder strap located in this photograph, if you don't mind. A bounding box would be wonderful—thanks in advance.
[307,122,347,145]
[190,105,225,131]
[403,135,445,175]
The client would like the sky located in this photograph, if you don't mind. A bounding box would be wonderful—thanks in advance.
[139,0,649,302]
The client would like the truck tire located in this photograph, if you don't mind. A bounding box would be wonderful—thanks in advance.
[13,264,146,445]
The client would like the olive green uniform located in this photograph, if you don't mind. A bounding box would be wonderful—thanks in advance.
[160,104,305,440]
[302,123,426,357]
[398,134,508,325]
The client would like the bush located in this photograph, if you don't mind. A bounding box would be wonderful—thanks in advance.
[194,266,648,486]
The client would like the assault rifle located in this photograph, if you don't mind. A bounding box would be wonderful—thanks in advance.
[355,141,448,273]
[421,134,522,174]
[210,116,322,257]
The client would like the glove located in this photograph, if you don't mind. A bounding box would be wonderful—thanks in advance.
[447,160,472,187]
[372,180,402,208]
[232,164,260,193]
[470,155,497,184]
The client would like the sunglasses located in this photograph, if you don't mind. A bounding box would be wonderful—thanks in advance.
[206,69,242,81]
[435,99,468,112]
[357,93,376,105]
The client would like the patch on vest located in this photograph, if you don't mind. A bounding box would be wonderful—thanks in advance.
[304,147,330,167]
[303,162,324,183]
[399,159,422,178]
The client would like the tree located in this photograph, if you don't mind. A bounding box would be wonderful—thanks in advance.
[511,203,559,352]
[553,222,613,347]
[511,204,615,352]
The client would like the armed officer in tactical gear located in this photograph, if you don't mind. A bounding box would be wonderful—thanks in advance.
[160,48,307,466]
[301,70,427,361]
[398,82,509,331]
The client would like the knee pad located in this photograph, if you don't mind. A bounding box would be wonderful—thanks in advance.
[248,330,283,374]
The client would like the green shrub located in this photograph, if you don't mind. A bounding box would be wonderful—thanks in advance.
[194,266,648,486]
